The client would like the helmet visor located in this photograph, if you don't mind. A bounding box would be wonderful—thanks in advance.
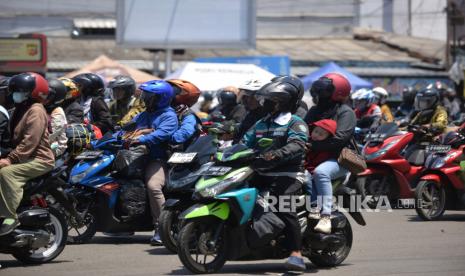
[414,95,436,111]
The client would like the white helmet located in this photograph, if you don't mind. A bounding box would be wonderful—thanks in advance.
[238,79,265,93]
[372,87,389,104]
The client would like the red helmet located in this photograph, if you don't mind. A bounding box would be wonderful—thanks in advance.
[8,72,49,103]
[323,73,351,102]
[167,79,201,107]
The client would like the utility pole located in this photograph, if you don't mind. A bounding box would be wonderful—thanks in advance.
[407,0,412,36]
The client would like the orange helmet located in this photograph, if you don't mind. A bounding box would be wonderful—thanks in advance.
[59,77,80,100]
[167,79,200,107]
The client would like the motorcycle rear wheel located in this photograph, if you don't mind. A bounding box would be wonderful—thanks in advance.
[12,206,68,264]
[308,220,353,267]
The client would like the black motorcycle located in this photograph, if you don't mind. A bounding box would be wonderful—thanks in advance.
[0,166,68,264]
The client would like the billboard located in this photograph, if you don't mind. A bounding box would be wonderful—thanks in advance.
[0,34,47,73]
[194,55,290,75]
[116,0,256,49]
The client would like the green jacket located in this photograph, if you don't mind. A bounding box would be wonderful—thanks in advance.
[411,105,448,133]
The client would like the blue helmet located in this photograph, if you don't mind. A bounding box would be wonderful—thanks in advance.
[353,88,376,110]
[139,80,174,111]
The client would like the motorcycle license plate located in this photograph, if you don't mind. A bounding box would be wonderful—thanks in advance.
[200,166,232,176]
[168,152,198,164]
[75,150,103,160]
[426,145,451,153]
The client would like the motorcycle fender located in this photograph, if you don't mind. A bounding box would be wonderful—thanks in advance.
[357,167,386,176]
[420,174,441,182]
[180,202,230,221]
[164,198,181,209]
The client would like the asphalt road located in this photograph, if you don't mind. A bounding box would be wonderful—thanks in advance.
[2,209,465,276]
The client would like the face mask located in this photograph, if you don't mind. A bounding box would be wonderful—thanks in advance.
[263,99,278,115]
[12,92,28,104]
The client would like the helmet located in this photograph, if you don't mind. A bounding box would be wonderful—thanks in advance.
[414,86,440,111]
[59,77,80,100]
[353,88,376,111]
[238,79,265,97]
[108,75,136,100]
[218,86,239,106]
[139,80,174,111]
[166,79,200,107]
[270,75,304,113]
[8,72,49,103]
[310,73,351,103]
[372,87,388,98]
[402,86,417,105]
[72,73,105,97]
[256,78,300,114]
[47,78,67,106]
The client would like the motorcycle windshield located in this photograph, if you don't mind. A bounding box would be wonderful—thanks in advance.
[185,135,217,164]
[366,122,400,141]
[217,144,254,162]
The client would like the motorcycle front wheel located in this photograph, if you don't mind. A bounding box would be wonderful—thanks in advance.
[415,180,446,221]
[12,206,68,264]
[177,218,227,274]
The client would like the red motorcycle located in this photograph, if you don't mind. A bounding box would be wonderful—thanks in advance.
[356,123,434,208]
[414,131,465,220]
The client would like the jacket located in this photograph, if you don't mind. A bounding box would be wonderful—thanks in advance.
[243,112,308,175]
[89,96,113,134]
[49,107,68,157]
[305,103,356,155]
[380,104,394,123]
[133,107,178,159]
[233,107,267,144]
[64,100,84,124]
[410,105,448,133]
[170,111,201,148]
[118,97,146,126]
[7,103,55,166]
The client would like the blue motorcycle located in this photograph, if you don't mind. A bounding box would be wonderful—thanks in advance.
[66,134,152,243]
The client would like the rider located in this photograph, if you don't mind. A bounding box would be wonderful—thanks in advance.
[128,80,178,246]
[72,73,113,134]
[60,77,84,124]
[166,79,202,149]
[243,77,309,271]
[410,85,448,133]
[213,86,246,123]
[442,87,462,121]
[107,75,145,126]
[304,73,356,236]
[353,88,382,132]
[395,86,417,119]
[372,86,394,123]
[0,73,55,235]
[46,79,68,158]
[233,79,266,144]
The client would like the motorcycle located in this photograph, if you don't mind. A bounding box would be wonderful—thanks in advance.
[357,123,435,208]
[0,166,68,264]
[415,130,465,220]
[65,134,152,243]
[159,134,218,253]
[176,141,366,274]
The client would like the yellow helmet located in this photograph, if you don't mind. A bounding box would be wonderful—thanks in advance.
[59,77,80,100]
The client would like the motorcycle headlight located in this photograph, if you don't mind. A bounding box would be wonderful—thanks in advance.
[196,171,249,199]
[70,158,107,184]
[364,138,401,161]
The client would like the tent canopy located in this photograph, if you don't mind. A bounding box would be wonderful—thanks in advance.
[64,55,159,84]
[165,62,275,91]
[301,62,373,91]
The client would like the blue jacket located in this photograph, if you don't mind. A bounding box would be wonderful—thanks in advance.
[170,113,198,144]
[133,107,178,159]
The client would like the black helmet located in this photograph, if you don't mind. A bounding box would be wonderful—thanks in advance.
[440,131,463,148]
[218,87,238,106]
[256,79,300,114]
[414,85,440,111]
[72,73,105,97]
[402,86,417,105]
[108,75,136,100]
[47,78,67,106]
[271,75,304,113]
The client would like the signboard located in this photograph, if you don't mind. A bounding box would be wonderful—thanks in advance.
[194,55,290,76]
[0,34,47,73]
[116,0,256,49]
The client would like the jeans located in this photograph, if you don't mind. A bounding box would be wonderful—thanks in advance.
[305,159,348,216]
